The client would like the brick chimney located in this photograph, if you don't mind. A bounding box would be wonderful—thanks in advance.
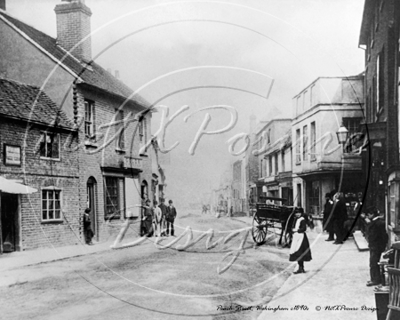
[54,0,92,62]
[0,0,6,11]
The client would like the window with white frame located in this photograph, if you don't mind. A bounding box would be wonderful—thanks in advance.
[40,132,60,159]
[296,129,301,164]
[105,176,125,219]
[42,189,62,221]
[310,85,315,107]
[296,96,301,116]
[343,118,363,153]
[304,90,309,110]
[303,125,308,161]
[84,99,95,138]
[310,122,316,161]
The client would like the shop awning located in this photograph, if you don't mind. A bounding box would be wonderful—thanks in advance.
[0,177,37,194]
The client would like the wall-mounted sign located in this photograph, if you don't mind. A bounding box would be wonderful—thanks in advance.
[4,144,21,166]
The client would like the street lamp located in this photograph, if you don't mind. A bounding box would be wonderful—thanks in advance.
[336,123,349,148]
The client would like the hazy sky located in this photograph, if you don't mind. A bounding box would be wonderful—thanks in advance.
[6,0,366,207]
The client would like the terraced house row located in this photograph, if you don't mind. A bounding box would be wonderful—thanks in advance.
[0,0,164,252]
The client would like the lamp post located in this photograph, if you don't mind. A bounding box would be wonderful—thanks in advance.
[336,123,349,151]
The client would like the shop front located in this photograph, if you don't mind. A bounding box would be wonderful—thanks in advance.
[0,177,37,253]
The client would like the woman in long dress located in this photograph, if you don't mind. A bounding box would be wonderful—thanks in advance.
[289,209,312,274]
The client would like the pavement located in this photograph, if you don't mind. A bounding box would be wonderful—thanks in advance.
[0,232,132,272]
[257,228,380,320]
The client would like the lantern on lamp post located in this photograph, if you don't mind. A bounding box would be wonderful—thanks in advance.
[336,123,349,151]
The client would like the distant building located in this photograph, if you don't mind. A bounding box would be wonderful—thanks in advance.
[256,119,292,205]
[231,159,246,213]
[244,114,259,209]
[292,76,364,215]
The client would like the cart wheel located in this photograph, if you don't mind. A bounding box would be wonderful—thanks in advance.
[252,212,267,245]
[283,232,292,247]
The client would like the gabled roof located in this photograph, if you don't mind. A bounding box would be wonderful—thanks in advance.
[0,10,149,109]
[0,78,74,130]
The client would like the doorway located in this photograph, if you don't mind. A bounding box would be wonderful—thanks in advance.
[87,177,98,241]
[1,193,19,253]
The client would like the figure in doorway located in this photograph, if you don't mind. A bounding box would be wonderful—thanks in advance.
[83,208,94,245]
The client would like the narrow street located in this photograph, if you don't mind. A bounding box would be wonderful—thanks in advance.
[1,214,292,320]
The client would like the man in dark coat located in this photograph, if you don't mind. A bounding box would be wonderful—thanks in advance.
[83,208,94,245]
[364,208,388,286]
[166,200,177,236]
[332,192,347,244]
[322,192,334,241]
[159,198,168,236]
[141,199,153,237]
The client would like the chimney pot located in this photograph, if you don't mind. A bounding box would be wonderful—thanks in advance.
[0,0,6,11]
[115,70,120,79]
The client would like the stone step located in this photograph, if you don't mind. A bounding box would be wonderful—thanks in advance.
[353,230,369,251]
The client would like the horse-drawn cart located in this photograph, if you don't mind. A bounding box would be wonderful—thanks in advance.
[251,197,303,246]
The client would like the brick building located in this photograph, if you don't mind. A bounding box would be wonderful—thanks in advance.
[0,78,79,252]
[359,0,400,244]
[0,0,154,247]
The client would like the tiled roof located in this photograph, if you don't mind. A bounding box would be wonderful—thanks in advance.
[0,78,74,129]
[0,11,149,108]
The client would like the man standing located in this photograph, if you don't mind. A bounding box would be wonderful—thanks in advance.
[83,208,94,245]
[159,198,167,236]
[322,192,334,241]
[363,208,388,286]
[332,192,347,244]
[166,200,177,236]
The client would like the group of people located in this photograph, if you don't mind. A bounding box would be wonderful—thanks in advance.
[141,198,177,237]
[322,191,388,287]
[288,190,389,281]
[322,191,350,244]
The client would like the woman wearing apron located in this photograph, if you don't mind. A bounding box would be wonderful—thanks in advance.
[289,209,312,274]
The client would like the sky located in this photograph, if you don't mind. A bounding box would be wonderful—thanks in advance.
[6,0,366,208]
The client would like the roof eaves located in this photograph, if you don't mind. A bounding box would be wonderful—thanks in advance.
[77,82,148,111]
[0,12,83,82]
[0,112,75,132]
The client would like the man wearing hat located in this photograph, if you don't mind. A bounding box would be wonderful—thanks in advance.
[362,208,388,286]
[322,192,334,241]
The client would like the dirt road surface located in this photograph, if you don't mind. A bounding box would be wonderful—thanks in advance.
[1,213,293,320]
